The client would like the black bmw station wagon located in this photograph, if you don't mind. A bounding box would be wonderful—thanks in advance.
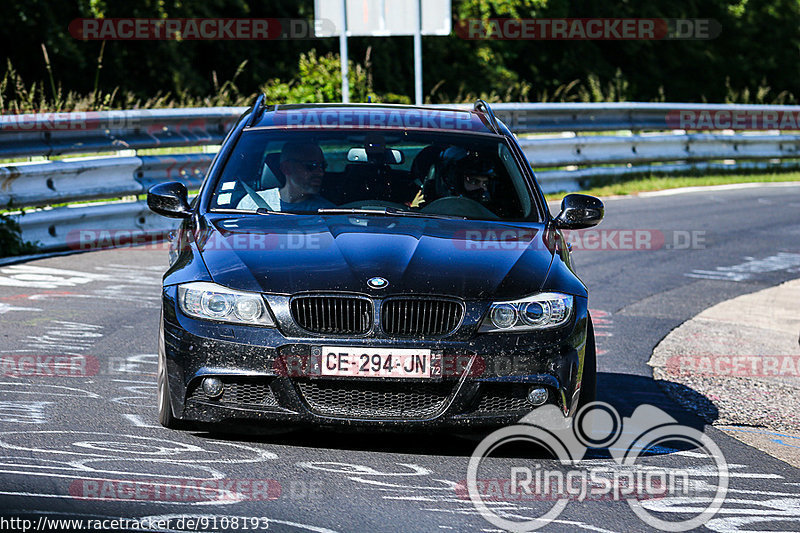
[148,98,604,431]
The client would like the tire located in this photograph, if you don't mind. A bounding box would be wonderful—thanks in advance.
[157,312,184,429]
[577,316,597,409]
[157,347,181,429]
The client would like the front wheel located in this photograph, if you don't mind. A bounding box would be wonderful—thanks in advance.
[157,345,180,429]
[577,316,597,409]
[157,312,184,429]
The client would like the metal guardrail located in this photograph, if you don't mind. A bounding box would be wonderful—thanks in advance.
[518,132,800,167]
[0,154,212,208]
[15,200,170,253]
[444,102,800,133]
[2,103,799,252]
[0,107,242,158]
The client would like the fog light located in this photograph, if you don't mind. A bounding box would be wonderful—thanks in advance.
[202,377,224,399]
[527,387,549,406]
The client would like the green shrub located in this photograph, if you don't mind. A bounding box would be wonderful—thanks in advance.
[260,50,410,104]
[0,213,38,258]
[0,48,411,112]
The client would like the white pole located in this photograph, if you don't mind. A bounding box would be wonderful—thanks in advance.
[413,0,422,105]
[339,0,350,103]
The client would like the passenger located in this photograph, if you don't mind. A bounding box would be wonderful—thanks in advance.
[460,168,495,205]
[437,146,498,208]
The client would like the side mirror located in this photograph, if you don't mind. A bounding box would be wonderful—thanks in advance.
[147,182,192,219]
[553,194,603,229]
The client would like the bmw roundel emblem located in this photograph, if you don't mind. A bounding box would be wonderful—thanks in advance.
[367,277,389,289]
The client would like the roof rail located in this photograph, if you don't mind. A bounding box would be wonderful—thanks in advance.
[246,93,267,127]
[474,99,501,134]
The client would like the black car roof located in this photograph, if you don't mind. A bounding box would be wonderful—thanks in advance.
[246,103,500,135]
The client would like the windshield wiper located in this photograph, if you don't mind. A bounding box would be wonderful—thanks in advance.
[317,207,397,216]
[213,207,464,220]
[316,207,465,220]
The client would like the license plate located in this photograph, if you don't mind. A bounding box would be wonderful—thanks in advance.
[321,346,434,378]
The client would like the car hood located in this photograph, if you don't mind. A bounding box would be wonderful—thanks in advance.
[197,214,556,299]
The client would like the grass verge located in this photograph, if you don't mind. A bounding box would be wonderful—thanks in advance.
[544,171,800,201]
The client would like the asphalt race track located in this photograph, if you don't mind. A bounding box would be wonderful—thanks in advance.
[0,184,798,532]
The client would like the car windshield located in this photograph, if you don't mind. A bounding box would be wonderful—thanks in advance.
[209,130,538,221]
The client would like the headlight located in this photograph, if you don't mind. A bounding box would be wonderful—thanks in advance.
[177,282,275,326]
[480,292,573,332]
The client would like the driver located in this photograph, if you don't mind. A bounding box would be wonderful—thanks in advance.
[238,141,334,212]
[278,142,334,211]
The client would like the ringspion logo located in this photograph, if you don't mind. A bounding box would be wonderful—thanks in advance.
[467,402,728,531]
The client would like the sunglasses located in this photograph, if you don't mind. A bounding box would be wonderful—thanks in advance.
[291,160,328,172]
[464,175,490,186]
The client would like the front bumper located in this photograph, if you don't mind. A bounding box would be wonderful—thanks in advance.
[160,286,590,430]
